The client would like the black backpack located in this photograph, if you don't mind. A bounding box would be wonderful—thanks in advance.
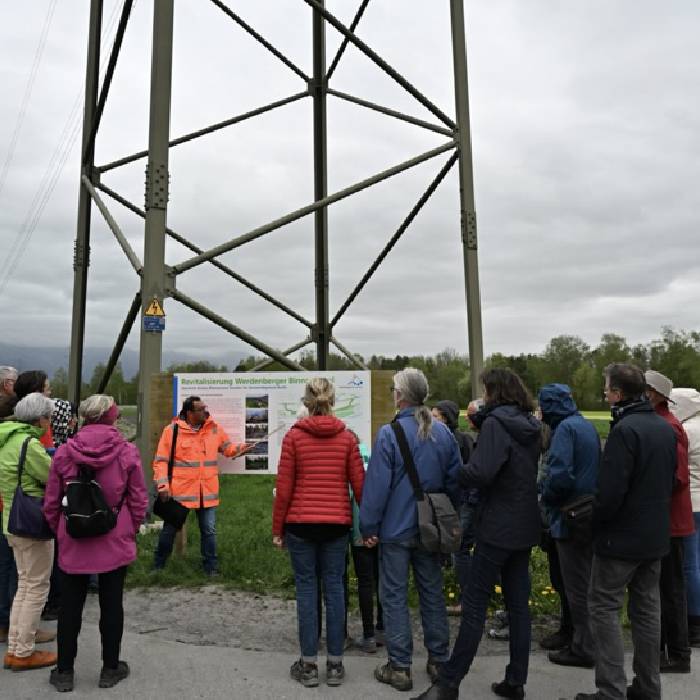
[64,464,124,539]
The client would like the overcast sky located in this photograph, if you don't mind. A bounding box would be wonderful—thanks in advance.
[1,0,699,368]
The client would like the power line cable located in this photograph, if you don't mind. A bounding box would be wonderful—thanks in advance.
[0,1,125,296]
[0,0,58,202]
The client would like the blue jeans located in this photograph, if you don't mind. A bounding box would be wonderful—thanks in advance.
[439,542,532,689]
[286,532,348,662]
[380,538,449,668]
[0,526,18,628]
[684,512,700,617]
[454,502,477,592]
[154,507,217,573]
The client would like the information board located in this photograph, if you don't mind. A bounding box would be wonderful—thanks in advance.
[172,371,372,474]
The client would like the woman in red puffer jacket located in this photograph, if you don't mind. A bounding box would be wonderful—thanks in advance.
[272,377,364,689]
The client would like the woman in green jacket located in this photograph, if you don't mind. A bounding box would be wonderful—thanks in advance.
[0,392,56,672]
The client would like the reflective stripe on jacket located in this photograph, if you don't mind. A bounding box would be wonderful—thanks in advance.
[152,417,247,509]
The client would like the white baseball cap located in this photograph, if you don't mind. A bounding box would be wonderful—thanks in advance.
[645,369,674,402]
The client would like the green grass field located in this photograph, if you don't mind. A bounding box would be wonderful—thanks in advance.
[130,475,560,616]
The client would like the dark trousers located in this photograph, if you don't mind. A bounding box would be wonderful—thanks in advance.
[57,567,126,672]
[588,555,661,700]
[0,529,18,629]
[439,543,531,689]
[660,537,690,663]
[351,545,383,638]
[45,541,61,612]
[546,539,573,633]
[556,539,595,659]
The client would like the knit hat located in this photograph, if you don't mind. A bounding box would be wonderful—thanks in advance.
[434,400,460,431]
[645,370,674,402]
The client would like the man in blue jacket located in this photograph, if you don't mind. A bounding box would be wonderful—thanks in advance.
[539,384,600,669]
[360,368,461,692]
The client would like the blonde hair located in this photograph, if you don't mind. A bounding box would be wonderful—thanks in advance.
[303,378,335,416]
[79,394,115,423]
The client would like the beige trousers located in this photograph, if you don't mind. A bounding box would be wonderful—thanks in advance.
[6,535,54,657]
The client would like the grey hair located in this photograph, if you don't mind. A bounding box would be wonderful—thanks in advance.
[0,366,18,382]
[393,367,433,440]
[14,392,54,423]
[79,394,115,423]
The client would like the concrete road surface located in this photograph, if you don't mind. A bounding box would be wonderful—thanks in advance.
[2,622,697,699]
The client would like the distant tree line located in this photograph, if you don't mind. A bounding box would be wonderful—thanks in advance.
[49,327,700,410]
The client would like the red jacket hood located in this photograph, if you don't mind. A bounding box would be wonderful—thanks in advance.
[294,415,348,437]
[63,424,126,470]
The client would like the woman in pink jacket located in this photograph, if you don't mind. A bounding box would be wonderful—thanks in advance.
[43,395,148,692]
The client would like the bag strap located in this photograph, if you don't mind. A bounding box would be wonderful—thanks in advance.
[167,423,179,485]
[390,419,424,501]
[15,436,32,486]
[74,463,128,513]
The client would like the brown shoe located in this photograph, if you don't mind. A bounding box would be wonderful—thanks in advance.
[3,652,15,669]
[9,650,58,672]
[35,628,56,644]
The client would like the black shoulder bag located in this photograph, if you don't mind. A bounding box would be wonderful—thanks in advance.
[152,424,189,530]
[391,419,461,554]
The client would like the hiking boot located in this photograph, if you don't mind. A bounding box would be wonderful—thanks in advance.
[353,635,377,653]
[9,650,58,672]
[548,647,595,669]
[426,657,442,683]
[491,679,525,699]
[35,628,57,644]
[3,652,15,669]
[50,667,75,692]
[290,659,319,687]
[539,628,572,650]
[375,661,413,691]
[98,661,130,688]
[326,661,345,687]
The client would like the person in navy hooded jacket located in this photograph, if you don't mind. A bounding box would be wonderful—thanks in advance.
[413,368,541,700]
[538,383,600,669]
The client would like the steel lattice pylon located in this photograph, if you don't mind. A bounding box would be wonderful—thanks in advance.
[67,0,484,473]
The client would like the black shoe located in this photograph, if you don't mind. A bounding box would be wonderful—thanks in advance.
[548,648,595,669]
[98,661,130,688]
[539,628,571,650]
[626,683,644,699]
[491,679,524,699]
[659,656,691,673]
[410,684,458,700]
[49,668,74,693]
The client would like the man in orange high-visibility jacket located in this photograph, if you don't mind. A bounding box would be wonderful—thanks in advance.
[153,395,251,575]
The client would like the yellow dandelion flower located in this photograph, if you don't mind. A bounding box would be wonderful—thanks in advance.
[494,585,502,594]
[448,592,455,599]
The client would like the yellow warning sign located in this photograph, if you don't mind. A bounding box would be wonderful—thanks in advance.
[145,297,165,316]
